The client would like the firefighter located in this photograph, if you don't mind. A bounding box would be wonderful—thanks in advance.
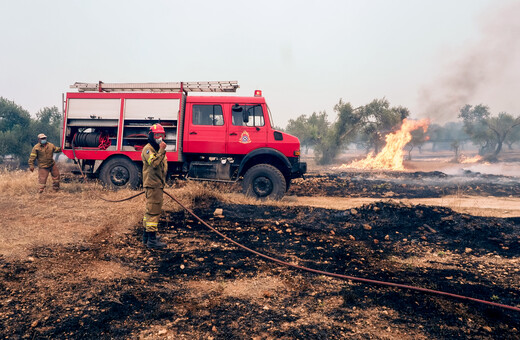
[141,124,168,249]
[28,133,62,193]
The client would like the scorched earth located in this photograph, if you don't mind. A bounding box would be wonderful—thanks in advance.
[0,161,519,339]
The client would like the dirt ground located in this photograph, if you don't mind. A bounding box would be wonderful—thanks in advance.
[0,154,519,339]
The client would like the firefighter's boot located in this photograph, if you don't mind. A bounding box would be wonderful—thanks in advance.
[146,232,166,249]
[142,230,149,245]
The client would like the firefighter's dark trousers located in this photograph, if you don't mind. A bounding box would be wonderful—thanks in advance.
[143,187,164,232]
[38,164,60,192]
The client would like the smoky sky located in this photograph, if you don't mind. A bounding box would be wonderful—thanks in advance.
[418,1,520,123]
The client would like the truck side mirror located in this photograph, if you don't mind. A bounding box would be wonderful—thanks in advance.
[242,111,249,124]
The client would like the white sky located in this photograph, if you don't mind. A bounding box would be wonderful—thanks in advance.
[1,0,519,127]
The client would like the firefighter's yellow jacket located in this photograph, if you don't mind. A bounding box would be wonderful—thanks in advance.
[28,142,61,168]
[141,143,168,188]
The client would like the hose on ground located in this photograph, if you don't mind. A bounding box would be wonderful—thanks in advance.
[162,190,520,313]
[96,188,520,313]
[98,191,144,202]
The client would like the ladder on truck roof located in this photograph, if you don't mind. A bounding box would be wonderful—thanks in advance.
[70,81,239,93]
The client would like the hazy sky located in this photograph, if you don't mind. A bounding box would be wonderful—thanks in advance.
[1,0,519,127]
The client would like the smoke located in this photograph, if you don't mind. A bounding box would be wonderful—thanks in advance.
[443,163,520,179]
[419,2,520,123]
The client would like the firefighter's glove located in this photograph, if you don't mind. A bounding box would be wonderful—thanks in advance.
[159,141,167,150]
[29,166,34,172]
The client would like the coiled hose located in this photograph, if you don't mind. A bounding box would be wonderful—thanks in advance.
[73,132,111,150]
[71,132,111,178]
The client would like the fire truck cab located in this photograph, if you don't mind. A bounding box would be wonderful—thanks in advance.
[61,81,306,200]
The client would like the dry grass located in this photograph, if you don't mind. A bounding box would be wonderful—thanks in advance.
[0,169,228,260]
[2,167,518,261]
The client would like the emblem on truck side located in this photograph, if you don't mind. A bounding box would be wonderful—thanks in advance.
[239,131,251,144]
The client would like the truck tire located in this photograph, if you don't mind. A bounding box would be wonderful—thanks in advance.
[99,157,141,189]
[242,164,286,200]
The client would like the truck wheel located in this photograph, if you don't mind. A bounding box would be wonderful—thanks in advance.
[242,164,286,200]
[99,157,141,189]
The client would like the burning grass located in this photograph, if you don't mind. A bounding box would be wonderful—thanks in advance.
[338,119,429,171]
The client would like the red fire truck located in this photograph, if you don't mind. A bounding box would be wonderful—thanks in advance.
[61,81,306,199]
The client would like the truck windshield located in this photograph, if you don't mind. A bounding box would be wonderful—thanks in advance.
[266,104,274,128]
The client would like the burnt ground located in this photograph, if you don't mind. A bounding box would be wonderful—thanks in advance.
[63,168,520,199]
[288,171,520,198]
[1,196,519,339]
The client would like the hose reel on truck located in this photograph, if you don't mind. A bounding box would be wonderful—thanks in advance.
[73,131,111,150]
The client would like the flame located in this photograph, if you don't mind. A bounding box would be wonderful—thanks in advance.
[338,118,429,171]
[460,155,482,164]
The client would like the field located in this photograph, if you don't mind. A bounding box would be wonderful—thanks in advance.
[0,151,519,339]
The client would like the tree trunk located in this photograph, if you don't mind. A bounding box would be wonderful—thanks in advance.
[493,139,503,156]
[492,130,505,157]
[407,146,413,160]
[479,142,488,156]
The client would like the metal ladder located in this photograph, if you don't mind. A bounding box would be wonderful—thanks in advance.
[70,81,239,93]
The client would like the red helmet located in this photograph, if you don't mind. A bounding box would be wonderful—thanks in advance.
[150,124,165,134]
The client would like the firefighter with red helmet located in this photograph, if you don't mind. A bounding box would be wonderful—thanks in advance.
[28,133,62,193]
[141,124,168,249]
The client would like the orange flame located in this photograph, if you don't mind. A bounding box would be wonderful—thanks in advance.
[339,118,429,171]
[460,155,482,164]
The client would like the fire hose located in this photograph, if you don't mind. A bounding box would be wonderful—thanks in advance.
[98,189,520,313]
[73,132,111,150]
[71,132,112,179]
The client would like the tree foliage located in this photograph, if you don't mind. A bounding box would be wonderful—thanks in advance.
[314,100,364,164]
[458,104,493,154]
[485,112,520,157]
[286,111,328,153]
[287,98,412,165]
[406,126,428,160]
[0,98,62,163]
[505,122,520,149]
[33,106,61,144]
[459,104,520,158]
[0,98,31,132]
[427,122,468,151]
[358,99,409,153]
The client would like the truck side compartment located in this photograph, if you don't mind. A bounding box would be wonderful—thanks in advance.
[62,81,306,199]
